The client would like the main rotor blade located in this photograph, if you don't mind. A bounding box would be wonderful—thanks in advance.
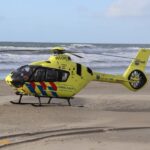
[65,50,83,58]
[99,53,134,60]
[71,53,83,58]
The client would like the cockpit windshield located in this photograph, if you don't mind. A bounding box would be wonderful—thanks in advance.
[12,65,36,83]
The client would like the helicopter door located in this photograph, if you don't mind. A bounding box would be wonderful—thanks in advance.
[29,67,69,82]
[31,68,58,82]
[45,69,69,82]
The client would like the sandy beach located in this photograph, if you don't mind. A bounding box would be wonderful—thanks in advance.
[0,79,150,150]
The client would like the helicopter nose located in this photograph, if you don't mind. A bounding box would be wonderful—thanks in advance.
[5,73,13,86]
[5,73,23,88]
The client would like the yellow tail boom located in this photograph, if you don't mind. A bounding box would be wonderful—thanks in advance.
[93,49,150,91]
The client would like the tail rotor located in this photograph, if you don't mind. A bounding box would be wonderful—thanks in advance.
[128,70,147,89]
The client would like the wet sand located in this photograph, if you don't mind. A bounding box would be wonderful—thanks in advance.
[0,80,150,150]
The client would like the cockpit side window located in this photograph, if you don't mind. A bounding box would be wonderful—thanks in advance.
[20,65,35,81]
[45,69,69,82]
[46,69,58,81]
[30,68,46,82]
[58,71,69,81]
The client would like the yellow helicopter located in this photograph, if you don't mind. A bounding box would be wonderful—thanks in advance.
[5,47,150,106]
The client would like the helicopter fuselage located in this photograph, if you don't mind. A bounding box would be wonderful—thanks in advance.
[6,54,94,98]
[5,48,150,106]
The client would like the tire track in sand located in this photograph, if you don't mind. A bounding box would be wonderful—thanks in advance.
[0,126,150,148]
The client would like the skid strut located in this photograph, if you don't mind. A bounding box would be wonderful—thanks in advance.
[38,97,42,106]
[18,95,23,103]
[48,97,52,104]
[10,94,23,104]
[67,98,71,106]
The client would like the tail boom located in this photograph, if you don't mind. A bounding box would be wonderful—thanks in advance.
[93,49,150,91]
[93,72,127,83]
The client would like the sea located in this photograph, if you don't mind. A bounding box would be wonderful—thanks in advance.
[0,42,150,80]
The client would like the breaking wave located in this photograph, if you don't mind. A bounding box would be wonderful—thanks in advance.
[0,42,150,79]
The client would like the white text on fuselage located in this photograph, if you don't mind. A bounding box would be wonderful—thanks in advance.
[55,56,69,61]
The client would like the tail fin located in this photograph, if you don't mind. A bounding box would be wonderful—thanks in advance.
[123,49,150,91]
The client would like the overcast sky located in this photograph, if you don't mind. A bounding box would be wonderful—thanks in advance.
[0,0,150,43]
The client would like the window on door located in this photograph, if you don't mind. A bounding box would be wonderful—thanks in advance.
[30,67,69,82]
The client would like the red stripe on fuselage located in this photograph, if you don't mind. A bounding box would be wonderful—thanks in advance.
[30,82,36,89]
[49,82,57,91]
[40,82,47,90]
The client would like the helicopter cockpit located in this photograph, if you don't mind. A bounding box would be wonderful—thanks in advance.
[11,65,36,87]
[11,65,69,88]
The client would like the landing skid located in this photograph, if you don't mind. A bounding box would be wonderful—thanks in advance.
[10,94,73,107]
[10,101,33,105]
[10,101,58,106]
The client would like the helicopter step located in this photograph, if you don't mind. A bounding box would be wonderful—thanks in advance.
[10,94,73,107]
